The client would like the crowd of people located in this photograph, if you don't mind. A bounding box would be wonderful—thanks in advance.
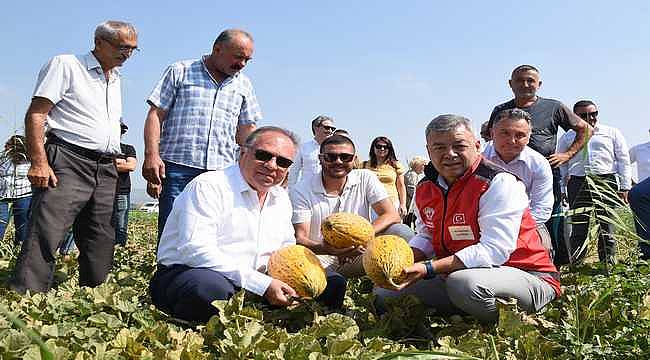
[1,21,649,325]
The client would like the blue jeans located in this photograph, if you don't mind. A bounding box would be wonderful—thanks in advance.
[0,197,32,245]
[158,162,207,240]
[629,177,650,260]
[112,194,130,246]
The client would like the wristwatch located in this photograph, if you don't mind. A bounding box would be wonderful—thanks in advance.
[423,260,436,279]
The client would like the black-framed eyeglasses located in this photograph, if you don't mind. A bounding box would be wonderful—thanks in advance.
[248,147,293,168]
[374,144,389,151]
[319,124,336,132]
[103,38,140,54]
[577,111,598,119]
[321,152,355,163]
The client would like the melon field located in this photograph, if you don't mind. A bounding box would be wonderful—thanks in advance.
[0,211,648,359]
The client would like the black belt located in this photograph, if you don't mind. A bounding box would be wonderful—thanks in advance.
[47,134,116,163]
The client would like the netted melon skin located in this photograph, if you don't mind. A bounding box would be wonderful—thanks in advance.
[267,245,327,298]
[321,212,374,249]
[362,235,414,288]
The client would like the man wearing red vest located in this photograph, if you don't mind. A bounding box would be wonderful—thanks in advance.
[375,114,560,323]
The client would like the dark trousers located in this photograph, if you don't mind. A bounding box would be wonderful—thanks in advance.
[11,143,118,293]
[629,177,650,260]
[149,264,347,323]
[546,167,571,265]
[567,174,618,263]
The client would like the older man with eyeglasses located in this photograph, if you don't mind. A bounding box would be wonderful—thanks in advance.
[11,20,138,294]
[559,100,632,265]
[150,127,347,322]
[290,135,414,278]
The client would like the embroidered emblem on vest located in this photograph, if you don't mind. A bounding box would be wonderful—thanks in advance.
[424,207,435,220]
[452,213,466,225]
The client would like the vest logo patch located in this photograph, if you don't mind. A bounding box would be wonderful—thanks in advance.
[423,207,435,220]
[452,213,466,225]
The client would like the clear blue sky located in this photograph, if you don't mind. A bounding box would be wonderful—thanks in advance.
[2,0,649,192]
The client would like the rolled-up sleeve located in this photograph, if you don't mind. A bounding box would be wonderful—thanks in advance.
[454,173,526,268]
[530,158,553,223]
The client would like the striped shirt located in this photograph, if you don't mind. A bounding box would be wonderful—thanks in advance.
[0,158,31,199]
[147,56,262,170]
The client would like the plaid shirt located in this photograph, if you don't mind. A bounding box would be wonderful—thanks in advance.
[148,56,262,170]
[0,157,32,199]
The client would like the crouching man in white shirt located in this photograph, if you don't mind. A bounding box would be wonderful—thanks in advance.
[482,108,554,254]
[290,135,414,278]
[150,127,347,322]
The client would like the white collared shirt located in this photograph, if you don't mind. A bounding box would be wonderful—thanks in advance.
[287,138,321,187]
[32,52,122,153]
[290,169,388,242]
[558,124,632,190]
[629,141,650,183]
[156,165,296,296]
[482,145,553,223]
[409,172,529,268]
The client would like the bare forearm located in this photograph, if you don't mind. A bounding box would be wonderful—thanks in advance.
[236,123,256,146]
[144,109,163,157]
[565,122,591,158]
[295,234,326,254]
[25,112,47,165]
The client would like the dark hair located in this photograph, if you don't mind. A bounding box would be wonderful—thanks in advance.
[511,64,540,78]
[368,136,398,169]
[4,135,29,163]
[573,99,597,112]
[213,29,253,48]
[320,134,355,153]
[310,115,334,135]
[493,108,532,127]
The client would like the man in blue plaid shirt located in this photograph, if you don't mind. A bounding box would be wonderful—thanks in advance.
[143,29,262,239]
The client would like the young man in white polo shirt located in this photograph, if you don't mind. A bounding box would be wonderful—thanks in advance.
[12,21,138,293]
[290,135,414,277]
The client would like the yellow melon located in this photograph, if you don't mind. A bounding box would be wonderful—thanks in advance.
[267,245,327,299]
[321,212,374,249]
[362,235,414,288]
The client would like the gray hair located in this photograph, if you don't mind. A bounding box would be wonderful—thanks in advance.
[244,126,300,149]
[425,114,473,139]
[408,156,427,170]
[214,29,254,47]
[492,108,532,128]
[310,115,334,134]
[94,20,137,41]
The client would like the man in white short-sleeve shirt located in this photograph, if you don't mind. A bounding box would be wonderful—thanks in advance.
[290,135,413,277]
[12,21,138,294]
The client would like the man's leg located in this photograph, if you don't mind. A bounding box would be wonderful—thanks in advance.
[12,196,32,245]
[11,145,93,293]
[567,176,592,263]
[594,175,618,264]
[445,267,557,324]
[113,194,129,246]
[157,162,206,240]
[629,178,650,260]
[0,201,9,241]
[374,276,461,316]
[74,160,118,287]
[149,264,237,323]
[546,167,570,264]
[316,270,347,309]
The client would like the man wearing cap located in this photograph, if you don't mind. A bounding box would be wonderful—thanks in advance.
[12,20,138,293]
[113,122,137,246]
[287,115,336,188]
[143,29,262,239]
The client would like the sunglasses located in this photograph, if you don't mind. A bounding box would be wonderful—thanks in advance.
[249,148,293,168]
[321,152,355,163]
[374,144,389,151]
[319,124,336,132]
[577,111,598,119]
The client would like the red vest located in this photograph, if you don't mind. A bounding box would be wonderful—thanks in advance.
[415,156,560,295]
